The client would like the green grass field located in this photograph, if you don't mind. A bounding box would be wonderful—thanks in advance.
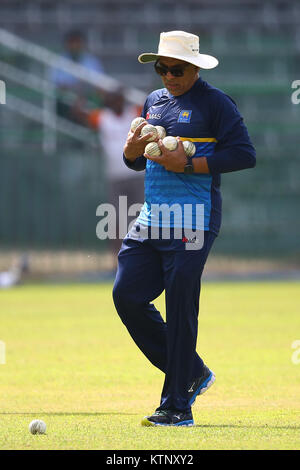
[0,281,299,450]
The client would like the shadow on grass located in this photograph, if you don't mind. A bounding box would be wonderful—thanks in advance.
[194,424,300,430]
[0,412,138,416]
[1,413,299,429]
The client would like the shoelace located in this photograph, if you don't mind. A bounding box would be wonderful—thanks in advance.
[154,410,170,417]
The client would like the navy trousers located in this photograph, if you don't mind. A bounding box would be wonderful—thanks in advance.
[112,229,216,412]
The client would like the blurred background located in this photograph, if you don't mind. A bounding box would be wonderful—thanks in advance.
[0,0,300,285]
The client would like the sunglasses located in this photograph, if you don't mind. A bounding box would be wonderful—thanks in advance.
[154,61,190,77]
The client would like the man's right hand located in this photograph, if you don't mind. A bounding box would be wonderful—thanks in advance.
[123,121,155,161]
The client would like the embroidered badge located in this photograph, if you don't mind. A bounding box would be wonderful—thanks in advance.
[178,110,192,123]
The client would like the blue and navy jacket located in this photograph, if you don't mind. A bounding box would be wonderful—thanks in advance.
[124,77,256,235]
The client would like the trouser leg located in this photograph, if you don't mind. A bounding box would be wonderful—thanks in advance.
[157,231,216,412]
[113,238,167,371]
[112,237,205,376]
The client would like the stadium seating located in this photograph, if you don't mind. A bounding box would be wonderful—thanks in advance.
[0,0,299,259]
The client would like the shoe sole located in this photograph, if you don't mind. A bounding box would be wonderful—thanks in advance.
[189,371,216,407]
[141,417,194,427]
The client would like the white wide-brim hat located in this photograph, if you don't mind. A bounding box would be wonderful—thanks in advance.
[138,30,218,70]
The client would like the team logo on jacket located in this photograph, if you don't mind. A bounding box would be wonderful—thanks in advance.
[178,110,192,123]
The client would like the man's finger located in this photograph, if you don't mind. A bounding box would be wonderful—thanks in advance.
[139,132,155,142]
[157,139,165,150]
[143,152,162,163]
[158,138,174,153]
[176,137,184,149]
[133,121,148,137]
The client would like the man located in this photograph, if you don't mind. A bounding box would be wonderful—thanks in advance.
[113,31,256,427]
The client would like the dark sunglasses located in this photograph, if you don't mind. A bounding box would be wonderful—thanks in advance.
[154,61,190,77]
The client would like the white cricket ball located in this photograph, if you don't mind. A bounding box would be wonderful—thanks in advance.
[162,136,178,151]
[183,140,196,157]
[155,125,166,139]
[29,419,46,435]
[130,117,146,132]
[145,142,162,157]
[140,124,158,142]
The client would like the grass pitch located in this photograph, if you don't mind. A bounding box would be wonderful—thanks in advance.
[0,281,299,450]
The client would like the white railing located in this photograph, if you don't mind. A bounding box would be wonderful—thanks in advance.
[0,59,99,152]
[0,28,146,105]
[0,27,146,153]
[5,94,99,153]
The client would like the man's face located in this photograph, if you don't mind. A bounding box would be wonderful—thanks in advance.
[66,38,84,59]
[156,57,199,96]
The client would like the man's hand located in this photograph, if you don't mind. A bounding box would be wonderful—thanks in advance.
[123,122,155,161]
[144,137,187,173]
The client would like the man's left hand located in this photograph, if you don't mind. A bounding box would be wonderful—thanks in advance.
[144,137,187,173]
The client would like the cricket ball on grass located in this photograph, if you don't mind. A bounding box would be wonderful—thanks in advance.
[29,419,46,435]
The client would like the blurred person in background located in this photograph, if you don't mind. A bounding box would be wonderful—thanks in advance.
[50,30,105,123]
[75,87,144,259]
[0,254,29,289]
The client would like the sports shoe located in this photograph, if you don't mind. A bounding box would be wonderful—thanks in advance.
[141,409,194,427]
[188,365,216,406]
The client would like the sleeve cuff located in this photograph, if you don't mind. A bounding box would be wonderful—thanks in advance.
[123,154,147,171]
